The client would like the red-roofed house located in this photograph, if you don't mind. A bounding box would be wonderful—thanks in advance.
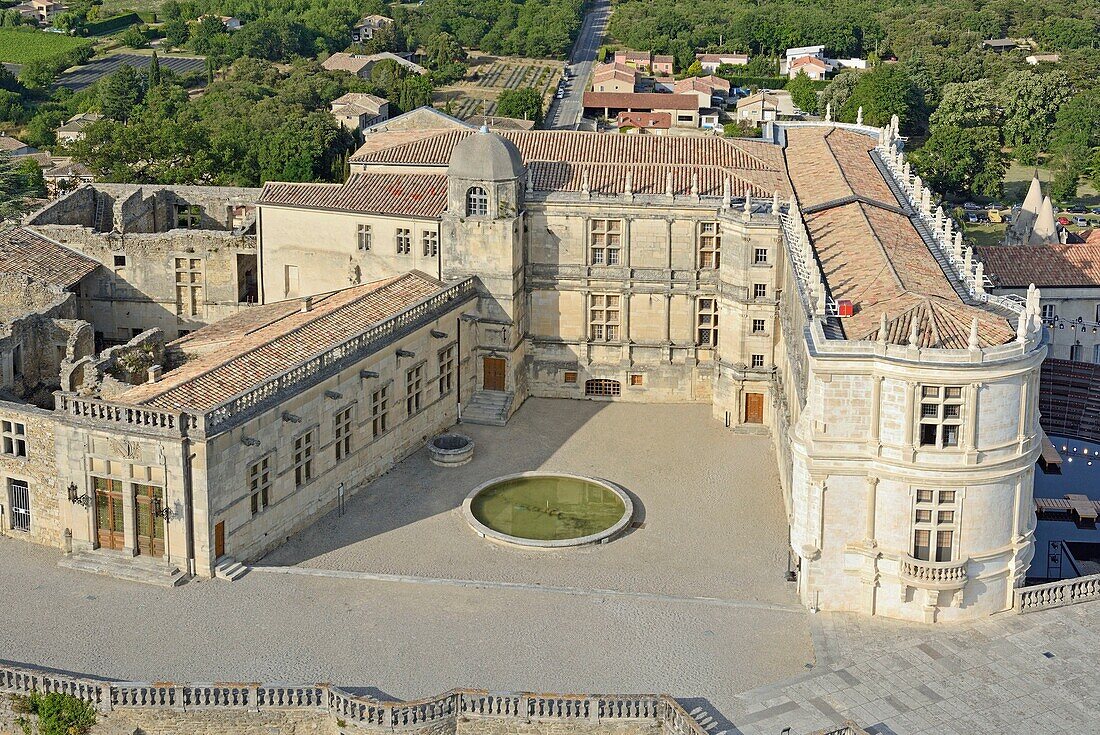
[695,53,750,74]
[616,111,671,134]
[788,55,830,80]
[582,92,701,127]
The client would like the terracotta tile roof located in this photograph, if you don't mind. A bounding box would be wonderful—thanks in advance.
[784,126,1014,348]
[582,92,700,111]
[976,243,1100,288]
[696,53,750,64]
[350,128,791,198]
[791,56,829,71]
[616,111,671,129]
[674,76,730,94]
[120,272,446,412]
[0,227,98,289]
[322,52,371,73]
[331,92,387,114]
[593,63,637,82]
[259,173,447,218]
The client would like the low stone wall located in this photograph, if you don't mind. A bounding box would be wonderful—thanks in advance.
[0,662,702,735]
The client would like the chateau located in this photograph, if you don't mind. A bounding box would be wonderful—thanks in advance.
[0,109,1048,623]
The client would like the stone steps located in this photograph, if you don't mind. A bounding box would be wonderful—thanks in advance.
[59,550,188,588]
[214,556,249,581]
[461,391,512,426]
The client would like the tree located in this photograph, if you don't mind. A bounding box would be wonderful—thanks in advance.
[17,157,46,198]
[840,64,923,132]
[147,51,162,87]
[101,65,145,122]
[817,69,859,117]
[163,17,190,47]
[1049,89,1100,200]
[1000,70,1072,155]
[682,60,704,77]
[120,25,150,49]
[23,110,67,149]
[190,15,229,54]
[496,86,543,124]
[786,71,817,113]
[0,155,38,222]
[912,124,1006,199]
[19,60,57,90]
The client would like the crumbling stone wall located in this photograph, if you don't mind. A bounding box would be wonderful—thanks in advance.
[63,328,165,400]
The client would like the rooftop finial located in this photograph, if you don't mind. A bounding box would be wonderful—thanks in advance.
[856,106,863,126]
[825,102,832,123]
[969,317,980,349]
[479,124,490,134]
[878,313,888,344]
[908,317,920,348]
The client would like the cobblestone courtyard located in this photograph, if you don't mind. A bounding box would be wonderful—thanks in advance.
[2,399,1098,734]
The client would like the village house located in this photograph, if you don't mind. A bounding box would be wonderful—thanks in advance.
[12,0,65,25]
[788,55,830,80]
[736,90,797,124]
[695,53,750,74]
[0,134,38,158]
[329,93,389,134]
[590,63,638,93]
[352,14,394,43]
[612,50,674,76]
[616,111,671,134]
[581,91,702,128]
[55,113,103,144]
[322,52,428,79]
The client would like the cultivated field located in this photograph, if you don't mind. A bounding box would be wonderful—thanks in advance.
[434,52,562,120]
[0,29,92,64]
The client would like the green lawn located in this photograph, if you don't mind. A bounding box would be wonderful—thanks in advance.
[962,222,1007,248]
[1004,161,1100,207]
[0,28,92,64]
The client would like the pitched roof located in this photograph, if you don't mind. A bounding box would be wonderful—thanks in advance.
[791,55,830,71]
[119,272,446,412]
[349,127,791,198]
[674,76,729,94]
[582,92,700,111]
[0,226,98,289]
[331,92,387,115]
[977,243,1100,288]
[56,113,102,133]
[783,126,1014,348]
[322,52,371,73]
[0,135,32,152]
[696,53,749,64]
[259,172,447,218]
[466,115,536,131]
[616,111,671,129]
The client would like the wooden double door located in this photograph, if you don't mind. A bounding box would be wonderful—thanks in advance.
[94,478,164,557]
[483,357,507,392]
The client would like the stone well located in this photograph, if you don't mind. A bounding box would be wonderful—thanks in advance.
[428,433,475,466]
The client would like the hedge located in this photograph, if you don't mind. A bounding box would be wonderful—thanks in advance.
[85,13,142,37]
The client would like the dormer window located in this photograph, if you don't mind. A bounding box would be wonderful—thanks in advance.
[466,186,488,216]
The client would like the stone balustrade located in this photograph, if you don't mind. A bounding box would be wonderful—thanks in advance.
[899,555,968,590]
[0,661,709,735]
[1015,572,1100,614]
[55,393,190,437]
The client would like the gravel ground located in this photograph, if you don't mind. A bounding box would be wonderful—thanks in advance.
[262,399,796,605]
[0,540,812,712]
[0,399,813,717]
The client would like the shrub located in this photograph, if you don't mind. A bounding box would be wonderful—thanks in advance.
[13,692,96,735]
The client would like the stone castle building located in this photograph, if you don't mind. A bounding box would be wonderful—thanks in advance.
[0,109,1048,622]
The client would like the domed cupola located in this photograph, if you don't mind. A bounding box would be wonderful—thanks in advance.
[447,126,524,182]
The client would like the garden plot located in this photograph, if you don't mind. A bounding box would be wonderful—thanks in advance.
[434,53,561,121]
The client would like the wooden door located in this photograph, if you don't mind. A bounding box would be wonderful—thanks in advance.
[745,393,764,424]
[133,484,165,558]
[214,521,225,560]
[483,357,506,392]
[93,477,125,551]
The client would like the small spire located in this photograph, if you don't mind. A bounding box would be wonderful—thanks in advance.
[969,317,980,349]
[1016,312,1028,342]
[974,262,985,294]
[743,191,752,214]
[479,124,490,134]
[856,106,863,126]
[691,172,699,198]
[825,102,832,122]
[771,191,780,214]
[908,317,920,348]
[723,178,732,207]
[878,313,888,344]
[666,170,675,197]
[624,169,633,197]
[890,114,900,134]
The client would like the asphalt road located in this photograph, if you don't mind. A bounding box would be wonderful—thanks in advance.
[545,0,610,130]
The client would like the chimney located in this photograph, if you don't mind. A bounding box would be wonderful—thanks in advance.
[147,365,163,383]
[301,296,313,312]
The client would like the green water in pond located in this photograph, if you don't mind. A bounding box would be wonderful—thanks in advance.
[470,476,626,541]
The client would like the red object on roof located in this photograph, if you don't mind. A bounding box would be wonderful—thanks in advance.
[616,111,672,129]
[836,299,854,317]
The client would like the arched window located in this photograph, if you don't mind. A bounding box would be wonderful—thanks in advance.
[466,186,488,216]
[585,379,621,397]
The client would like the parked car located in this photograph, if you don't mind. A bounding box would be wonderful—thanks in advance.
[1057,216,1071,226]
[1075,216,1089,227]
[1067,205,1088,214]
[963,201,982,210]
[1091,207,1100,215]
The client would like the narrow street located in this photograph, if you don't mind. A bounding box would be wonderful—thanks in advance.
[544,0,610,130]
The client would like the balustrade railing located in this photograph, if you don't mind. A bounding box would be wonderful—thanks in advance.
[56,393,187,436]
[0,662,708,734]
[1015,572,1100,613]
[899,555,968,589]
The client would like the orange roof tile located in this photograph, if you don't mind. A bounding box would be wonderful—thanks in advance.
[259,173,447,218]
[582,91,700,111]
[784,127,1014,348]
[977,242,1100,288]
[120,272,447,412]
[0,227,98,289]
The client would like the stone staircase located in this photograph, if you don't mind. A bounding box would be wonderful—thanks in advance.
[461,391,513,426]
[59,549,189,588]
[214,556,249,581]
